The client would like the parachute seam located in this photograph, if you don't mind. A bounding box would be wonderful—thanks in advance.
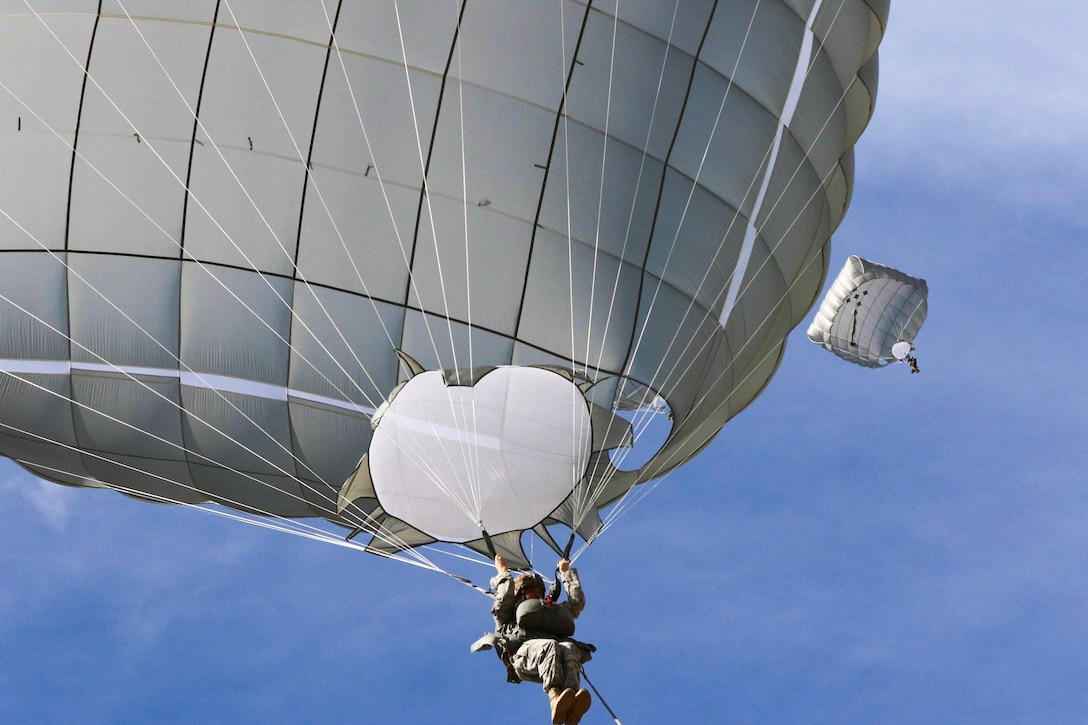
[292,0,344,273]
[582,1,682,513]
[104,0,431,435]
[62,0,101,255]
[64,0,104,491]
[616,0,841,468]
[587,0,870,525]
[575,3,622,525]
[289,0,346,515]
[0,417,450,572]
[3,5,409,523]
[615,0,718,380]
[0,247,684,382]
[0,260,359,527]
[179,1,222,493]
[606,75,860,490]
[511,0,595,346]
[180,0,220,259]
[386,0,489,531]
[396,0,469,358]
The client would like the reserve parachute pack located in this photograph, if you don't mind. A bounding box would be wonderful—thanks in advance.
[516,598,576,638]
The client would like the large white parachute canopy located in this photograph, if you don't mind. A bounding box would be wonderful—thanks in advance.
[807,256,928,368]
[0,1,890,574]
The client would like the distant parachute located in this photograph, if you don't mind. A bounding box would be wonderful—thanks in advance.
[807,256,928,369]
[0,1,889,577]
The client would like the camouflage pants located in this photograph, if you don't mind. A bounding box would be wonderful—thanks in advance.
[511,639,584,693]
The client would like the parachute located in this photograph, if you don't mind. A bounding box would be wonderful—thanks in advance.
[807,256,928,369]
[0,2,889,577]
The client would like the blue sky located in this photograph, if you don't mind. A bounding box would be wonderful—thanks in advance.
[3,2,1087,723]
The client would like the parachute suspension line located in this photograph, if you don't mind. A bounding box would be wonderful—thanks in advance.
[392,0,464,375]
[611,0,854,445]
[575,0,766,520]
[579,0,618,399]
[21,459,378,554]
[0,377,441,565]
[552,0,603,530]
[591,0,765,501]
[717,0,831,330]
[0,156,397,540]
[891,294,925,373]
[0,67,448,552]
[133,0,473,523]
[117,0,485,519]
[321,0,492,507]
[594,1,863,516]
[0,400,507,583]
[391,0,492,526]
[5,5,434,506]
[555,0,581,508]
[324,6,508,524]
[578,1,731,531]
[318,10,427,349]
[576,1,656,531]
[24,6,506,571]
[564,0,862,547]
[451,1,484,520]
[0,221,359,523]
[593,194,849,539]
[893,295,927,347]
[379,411,496,527]
[579,0,683,525]
[595,247,827,537]
[318,0,470,403]
[18,454,446,567]
[639,107,861,432]
[598,123,858,524]
[570,1,622,526]
[108,0,390,409]
[428,566,496,599]
[20,3,391,425]
[619,0,764,380]
[121,0,483,542]
[361,374,489,526]
[320,13,452,381]
[725,0,854,306]
[221,0,491,521]
[192,0,405,405]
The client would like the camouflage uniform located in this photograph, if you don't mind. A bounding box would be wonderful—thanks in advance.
[488,567,591,693]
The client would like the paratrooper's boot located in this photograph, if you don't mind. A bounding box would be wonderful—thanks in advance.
[548,688,575,724]
[565,688,592,725]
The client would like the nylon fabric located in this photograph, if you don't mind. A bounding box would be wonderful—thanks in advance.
[0,1,891,563]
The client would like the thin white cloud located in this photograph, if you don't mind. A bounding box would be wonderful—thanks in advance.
[879,1,1088,148]
[1,468,72,530]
